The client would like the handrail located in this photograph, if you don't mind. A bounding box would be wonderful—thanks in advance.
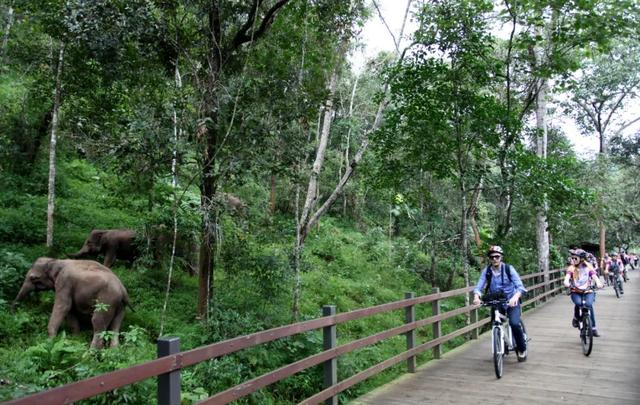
[6,267,566,405]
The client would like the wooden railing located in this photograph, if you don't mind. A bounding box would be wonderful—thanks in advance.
[6,268,565,405]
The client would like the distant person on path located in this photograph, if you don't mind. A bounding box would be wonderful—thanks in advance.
[564,249,603,337]
[473,245,528,361]
[606,252,624,294]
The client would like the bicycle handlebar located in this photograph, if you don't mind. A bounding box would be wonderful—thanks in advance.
[481,299,508,307]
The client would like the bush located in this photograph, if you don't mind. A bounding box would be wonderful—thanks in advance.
[0,250,31,300]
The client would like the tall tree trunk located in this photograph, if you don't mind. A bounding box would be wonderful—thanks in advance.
[535,77,550,284]
[291,0,413,319]
[46,43,65,249]
[467,176,483,249]
[160,64,183,335]
[270,173,277,214]
[1,4,13,64]
[292,68,339,320]
[342,74,358,216]
[196,4,222,319]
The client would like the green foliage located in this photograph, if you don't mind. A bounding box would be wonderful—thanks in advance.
[0,250,31,300]
[0,0,638,403]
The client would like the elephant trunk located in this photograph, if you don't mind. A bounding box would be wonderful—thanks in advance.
[12,280,34,310]
[68,246,88,259]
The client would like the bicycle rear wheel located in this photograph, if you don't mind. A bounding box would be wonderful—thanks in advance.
[493,327,504,378]
[581,313,593,356]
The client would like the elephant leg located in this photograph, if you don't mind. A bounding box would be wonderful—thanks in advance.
[103,251,116,268]
[90,306,115,349]
[66,312,81,335]
[48,293,72,337]
[108,306,126,348]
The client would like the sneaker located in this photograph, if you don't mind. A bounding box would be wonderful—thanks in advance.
[592,329,600,337]
[572,318,579,328]
[517,350,527,362]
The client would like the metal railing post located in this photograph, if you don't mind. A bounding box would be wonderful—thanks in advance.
[405,292,416,373]
[322,305,337,405]
[432,287,442,359]
[157,337,180,405]
[469,290,479,339]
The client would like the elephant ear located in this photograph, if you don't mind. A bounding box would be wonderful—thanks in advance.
[92,230,107,249]
[44,259,64,282]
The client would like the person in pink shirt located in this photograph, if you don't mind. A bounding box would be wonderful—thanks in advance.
[563,249,603,337]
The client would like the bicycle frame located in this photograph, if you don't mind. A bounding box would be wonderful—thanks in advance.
[490,306,514,355]
[482,298,515,378]
[571,287,594,356]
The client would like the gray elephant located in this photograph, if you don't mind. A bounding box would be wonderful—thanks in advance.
[13,258,130,348]
[69,229,138,268]
[146,224,199,276]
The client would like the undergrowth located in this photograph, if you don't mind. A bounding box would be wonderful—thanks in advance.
[0,161,472,404]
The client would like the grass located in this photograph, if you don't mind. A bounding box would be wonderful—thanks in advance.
[0,160,474,404]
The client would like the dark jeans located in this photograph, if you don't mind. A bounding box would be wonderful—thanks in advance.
[493,304,526,353]
[571,292,596,328]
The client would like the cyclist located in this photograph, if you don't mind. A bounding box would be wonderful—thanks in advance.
[563,249,603,337]
[607,252,624,294]
[473,245,528,361]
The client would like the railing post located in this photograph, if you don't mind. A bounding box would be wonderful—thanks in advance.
[533,275,539,308]
[432,287,442,359]
[157,337,180,405]
[405,292,416,373]
[468,290,479,340]
[322,305,337,405]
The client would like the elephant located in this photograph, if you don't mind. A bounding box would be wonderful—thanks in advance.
[12,258,130,348]
[69,229,138,268]
[145,224,199,276]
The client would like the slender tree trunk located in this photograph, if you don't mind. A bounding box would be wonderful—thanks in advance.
[46,43,65,249]
[467,176,483,249]
[196,4,222,319]
[342,75,358,216]
[535,77,550,283]
[270,173,277,214]
[460,182,469,314]
[292,0,412,319]
[160,65,183,336]
[1,5,13,64]
[292,68,339,320]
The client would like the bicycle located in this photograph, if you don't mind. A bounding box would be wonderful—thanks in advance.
[609,271,623,298]
[482,295,529,379]
[570,287,596,356]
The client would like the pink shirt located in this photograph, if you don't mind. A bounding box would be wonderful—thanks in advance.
[566,263,595,290]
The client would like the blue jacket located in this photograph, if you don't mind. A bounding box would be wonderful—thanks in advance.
[473,263,527,301]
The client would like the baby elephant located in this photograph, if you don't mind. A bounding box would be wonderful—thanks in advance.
[69,229,138,268]
[13,258,130,349]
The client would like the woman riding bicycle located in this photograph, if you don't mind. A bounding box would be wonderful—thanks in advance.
[473,245,528,361]
[563,249,604,337]
[606,252,624,294]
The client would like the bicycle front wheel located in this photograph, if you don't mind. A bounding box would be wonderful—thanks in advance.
[614,279,620,298]
[493,327,504,378]
[581,314,593,356]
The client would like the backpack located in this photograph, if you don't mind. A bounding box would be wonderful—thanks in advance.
[609,261,620,274]
[484,262,513,295]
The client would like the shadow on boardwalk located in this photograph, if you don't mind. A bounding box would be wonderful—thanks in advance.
[351,270,640,405]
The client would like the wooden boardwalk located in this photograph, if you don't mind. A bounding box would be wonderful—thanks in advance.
[352,270,640,405]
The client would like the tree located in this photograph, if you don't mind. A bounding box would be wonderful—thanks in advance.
[561,40,640,262]
[562,41,640,155]
[373,0,503,293]
[190,1,292,318]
